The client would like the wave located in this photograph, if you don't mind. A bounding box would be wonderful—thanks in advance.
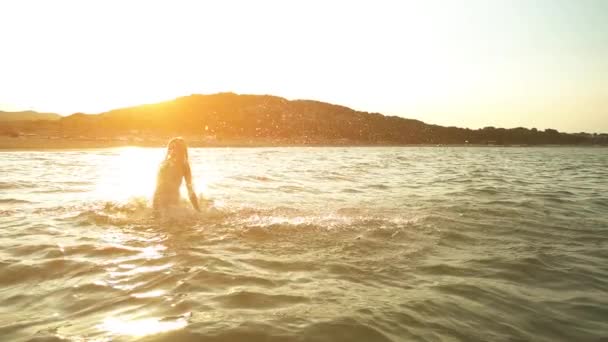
[0,198,33,204]
[30,190,88,195]
[53,196,426,234]
[0,181,41,190]
[211,290,309,309]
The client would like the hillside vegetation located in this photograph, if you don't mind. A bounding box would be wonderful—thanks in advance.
[2,93,606,145]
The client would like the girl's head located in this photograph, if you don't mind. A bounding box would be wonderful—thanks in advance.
[165,137,189,161]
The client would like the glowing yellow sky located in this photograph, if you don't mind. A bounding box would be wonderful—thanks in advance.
[1,0,606,132]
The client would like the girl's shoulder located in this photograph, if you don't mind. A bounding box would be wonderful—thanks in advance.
[160,158,186,171]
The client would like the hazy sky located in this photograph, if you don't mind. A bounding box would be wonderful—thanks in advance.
[1,0,606,132]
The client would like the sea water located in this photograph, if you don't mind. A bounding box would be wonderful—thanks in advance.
[1,147,607,341]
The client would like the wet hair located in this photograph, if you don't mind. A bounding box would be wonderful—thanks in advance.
[165,137,189,161]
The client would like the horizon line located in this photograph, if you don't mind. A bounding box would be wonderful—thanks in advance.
[1,92,605,135]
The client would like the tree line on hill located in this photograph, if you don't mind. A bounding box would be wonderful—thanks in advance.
[2,93,607,145]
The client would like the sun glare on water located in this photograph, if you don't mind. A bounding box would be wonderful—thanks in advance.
[93,147,211,203]
[93,147,163,202]
[99,316,188,338]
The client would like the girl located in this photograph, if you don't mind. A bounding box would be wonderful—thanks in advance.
[153,137,200,213]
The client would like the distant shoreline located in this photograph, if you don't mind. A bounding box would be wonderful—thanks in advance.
[0,136,605,150]
[2,93,607,148]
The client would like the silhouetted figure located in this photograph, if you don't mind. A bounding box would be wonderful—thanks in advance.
[153,137,200,213]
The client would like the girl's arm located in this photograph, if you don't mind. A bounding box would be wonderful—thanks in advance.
[184,162,200,211]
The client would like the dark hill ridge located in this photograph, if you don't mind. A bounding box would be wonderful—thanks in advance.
[0,110,61,121]
[4,93,607,145]
[58,93,604,145]
[59,93,431,143]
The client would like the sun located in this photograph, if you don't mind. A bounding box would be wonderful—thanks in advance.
[93,147,211,203]
[93,147,163,201]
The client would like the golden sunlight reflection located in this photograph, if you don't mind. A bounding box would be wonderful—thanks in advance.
[131,290,166,298]
[141,245,167,259]
[95,237,170,292]
[93,146,211,203]
[108,263,173,278]
[99,316,188,337]
[94,147,161,201]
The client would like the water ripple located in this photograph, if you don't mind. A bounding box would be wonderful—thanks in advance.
[0,147,607,341]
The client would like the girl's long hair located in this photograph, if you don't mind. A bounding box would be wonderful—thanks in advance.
[165,137,189,162]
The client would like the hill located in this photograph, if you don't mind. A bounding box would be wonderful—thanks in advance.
[0,110,61,122]
[2,93,606,146]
